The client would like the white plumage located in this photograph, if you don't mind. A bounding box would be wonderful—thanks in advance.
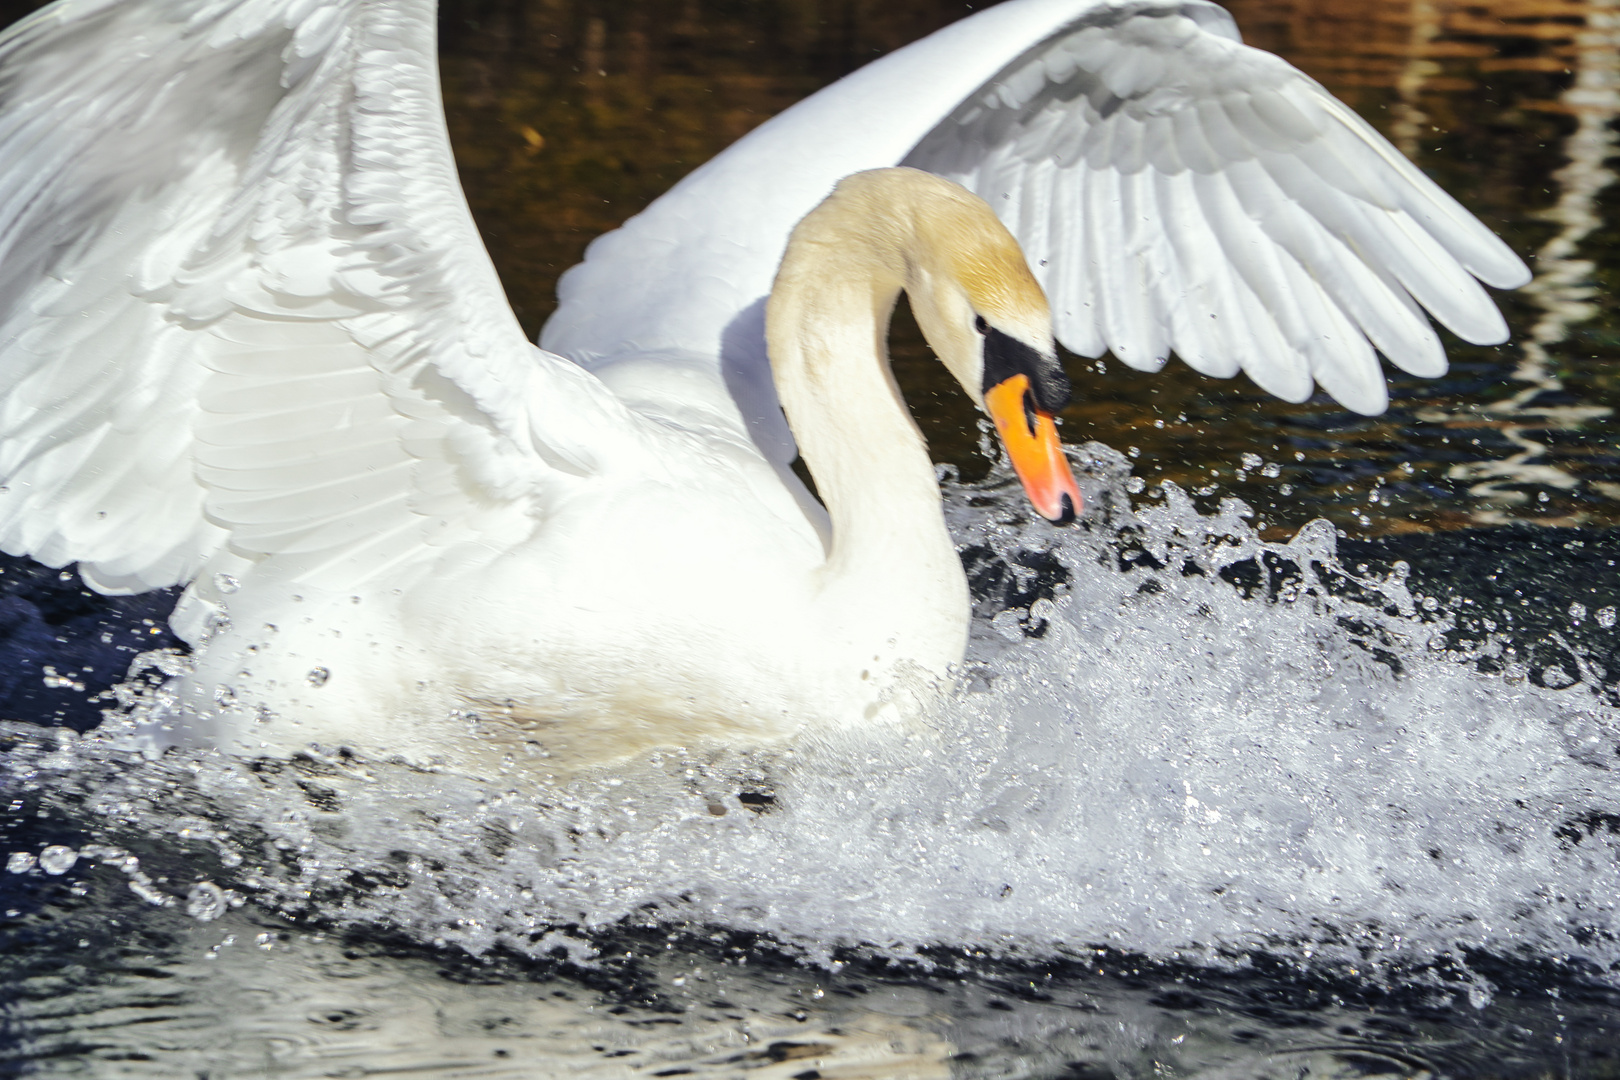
[0,0,1526,767]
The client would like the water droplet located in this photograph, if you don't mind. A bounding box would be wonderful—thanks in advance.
[186,881,227,922]
[1570,602,1587,623]
[5,852,35,874]
[1241,453,1263,470]
[1598,606,1617,629]
[38,845,76,876]
[213,573,240,595]
[306,667,330,687]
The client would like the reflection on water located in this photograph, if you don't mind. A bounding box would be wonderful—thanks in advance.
[2,893,962,1079]
[1392,0,1444,161]
[1422,0,1620,523]
[10,883,1620,1078]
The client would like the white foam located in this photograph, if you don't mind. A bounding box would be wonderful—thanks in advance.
[10,443,1620,987]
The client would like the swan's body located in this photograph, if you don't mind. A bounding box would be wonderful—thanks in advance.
[142,168,1068,766]
[0,0,1527,767]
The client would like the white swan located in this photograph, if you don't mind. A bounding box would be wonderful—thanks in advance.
[0,0,1527,767]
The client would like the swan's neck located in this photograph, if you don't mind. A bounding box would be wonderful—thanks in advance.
[767,228,967,672]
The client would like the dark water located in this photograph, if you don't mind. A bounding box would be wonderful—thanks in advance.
[5,853,1620,1079]
[5,0,1620,1076]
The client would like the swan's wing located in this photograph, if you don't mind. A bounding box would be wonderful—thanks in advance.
[0,0,625,609]
[903,2,1529,413]
[545,0,1526,426]
[544,0,1157,461]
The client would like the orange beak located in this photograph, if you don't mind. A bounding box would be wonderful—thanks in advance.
[984,373,1082,524]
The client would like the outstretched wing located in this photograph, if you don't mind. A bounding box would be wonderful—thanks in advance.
[0,0,624,613]
[904,1,1528,413]
[545,0,1527,427]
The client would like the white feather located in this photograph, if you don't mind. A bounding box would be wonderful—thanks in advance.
[0,0,622,600]
[891,1,1525,405]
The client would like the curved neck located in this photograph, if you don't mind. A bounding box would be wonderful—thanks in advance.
[773,284,947,562]
[765,187,966,645]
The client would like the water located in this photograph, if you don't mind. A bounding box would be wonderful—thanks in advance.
[8,902,1620,1079]
[8,453,1620,1075]
[6,0,1620,1075]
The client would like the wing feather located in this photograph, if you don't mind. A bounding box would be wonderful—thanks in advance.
[1052,160,1107,357]
[904,0,1529,414]
[541,0,1521,435]
[0,0,625,610]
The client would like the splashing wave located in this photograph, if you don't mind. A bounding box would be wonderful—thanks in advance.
[6,444,1618,991]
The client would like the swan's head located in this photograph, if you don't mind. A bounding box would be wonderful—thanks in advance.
[889,171,1083,524]
[770,168,1083,524]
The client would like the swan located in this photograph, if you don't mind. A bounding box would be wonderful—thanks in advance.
[0,0,1527,768]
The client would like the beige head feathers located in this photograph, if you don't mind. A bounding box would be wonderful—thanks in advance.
[771,168,1053,406]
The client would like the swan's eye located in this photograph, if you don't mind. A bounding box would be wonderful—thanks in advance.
[974,315,989,335]
[980,325,1070,412]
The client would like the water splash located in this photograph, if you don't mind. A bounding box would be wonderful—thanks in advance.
[4,445,1619,992]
